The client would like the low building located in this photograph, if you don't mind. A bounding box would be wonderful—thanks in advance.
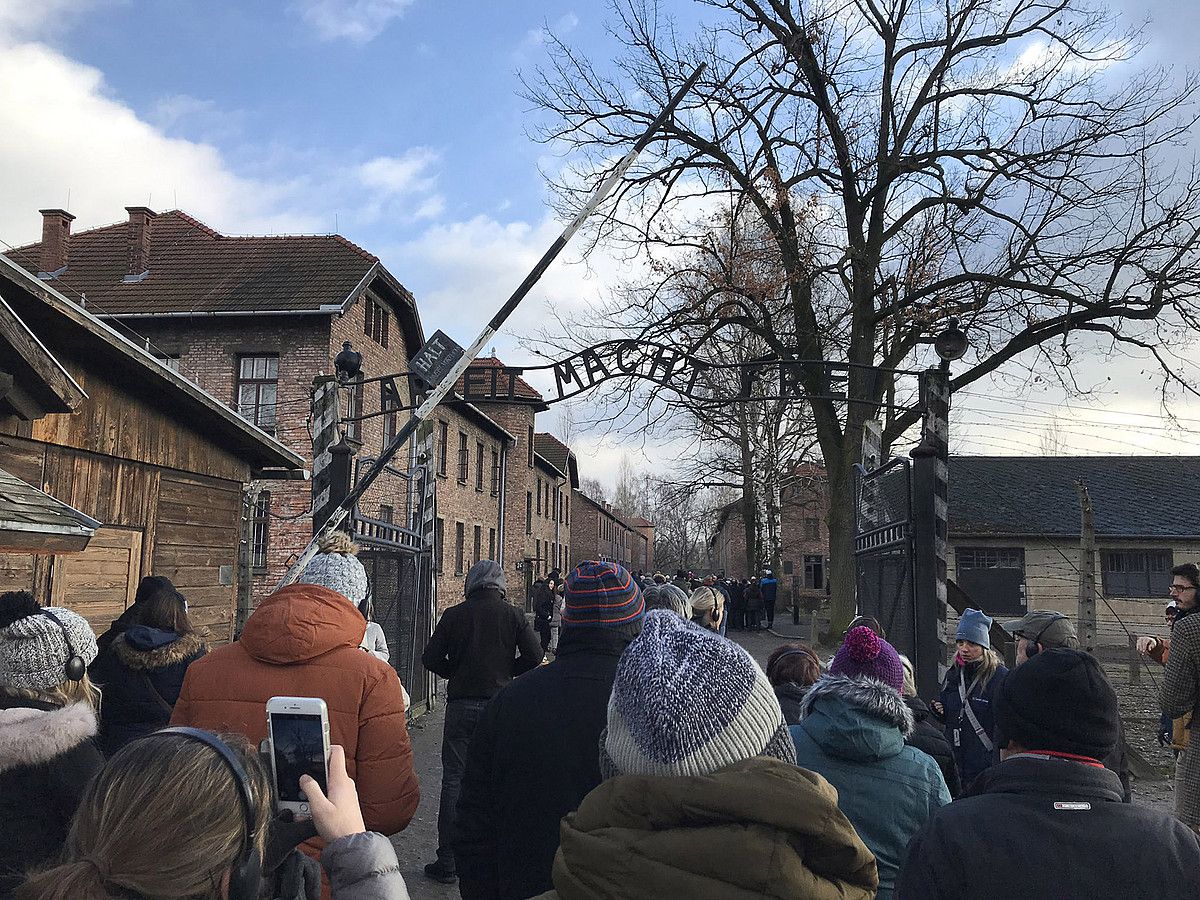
[949,455,1200,646]
[0,253,304,642]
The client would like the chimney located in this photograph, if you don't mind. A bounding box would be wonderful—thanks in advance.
[38,208,75,275]
[125,206,155,278]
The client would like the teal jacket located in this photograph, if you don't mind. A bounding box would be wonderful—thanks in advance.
[791,674,951,900]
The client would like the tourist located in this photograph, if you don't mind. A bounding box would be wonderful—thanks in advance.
[760,569,779,630]
[420,559,542,885]
[641,582,691,619]
[932,608,1007,786]
[357,595,389,663]
[0,594,103,897]
[93,575,180,656]
[88,585,205,756]
[765,642,822,725]
[791,626,949,899]
[899,655,960,797]
[1159,563,1200,834]
[688,584,725,633]
[531,610,878,899]
[898,649,1200,899]
[455,561,645,900]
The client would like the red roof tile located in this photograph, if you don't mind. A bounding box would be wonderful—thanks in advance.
[8,210,379,316]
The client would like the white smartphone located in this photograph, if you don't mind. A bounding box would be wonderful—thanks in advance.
[266,696,331,817]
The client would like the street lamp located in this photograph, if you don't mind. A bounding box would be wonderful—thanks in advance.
[334,341,363,384]
[933,318,968,367]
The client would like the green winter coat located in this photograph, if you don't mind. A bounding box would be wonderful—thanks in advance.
[528,756,878,900]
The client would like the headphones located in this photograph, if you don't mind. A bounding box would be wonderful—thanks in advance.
[155,727,262,900]
[1021,613,1068,658]
[37,609,86,682]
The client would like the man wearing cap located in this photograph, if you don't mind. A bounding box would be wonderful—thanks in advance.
[1002,610,1130,802]
[454,561,645,900]
[421,559,543,885]
[897,648,1200,900]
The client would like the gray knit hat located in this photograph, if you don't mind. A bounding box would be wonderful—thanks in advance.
[601,609,796,778]
[299,532,368,606]
[0,606,98,692]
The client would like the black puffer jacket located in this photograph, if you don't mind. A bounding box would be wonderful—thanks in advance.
[0,697,103,898]
[904,696,961,798]
[774,682,812,726]
[90,626,206,756]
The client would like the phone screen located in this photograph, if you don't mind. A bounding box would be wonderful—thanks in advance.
[270,712,327,801]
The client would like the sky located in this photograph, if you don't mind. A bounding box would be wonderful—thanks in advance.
[1,0,1198,490]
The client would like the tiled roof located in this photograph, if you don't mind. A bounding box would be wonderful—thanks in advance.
[456,356,545,404]
[8,210,379,315]
[949,455,1200,538]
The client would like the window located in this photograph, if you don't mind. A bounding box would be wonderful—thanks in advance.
[488,527,496,560]
[783,560,794,576]
[236,355,278,432]
[536,539,541,573]
[475,441,485,491]
[435,518,444,574]
[803,555,824,590]
[437,420,448,476]
[527,425,534,468]
[455,522,465,575]
[565,494,569,526]
[1102,549,1173,598]
[490,449,500,496]
[955,547,1027,615]
[382,407,397,450]
[364,297,390,348]
[457,432,469,484]
[473,525,482,565]
[804,518,820,541]
[345,380,364,442]
[536,478,543,516]
[378,504,393,523]
[251,492,270,572]
[526,492,533,534]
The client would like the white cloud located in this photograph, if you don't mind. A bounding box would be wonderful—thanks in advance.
[512,12,580,62]
[357,149,438,196]
[290,0,414,43]
[0,0,104,41]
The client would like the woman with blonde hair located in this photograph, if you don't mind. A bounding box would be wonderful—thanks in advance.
[0,592,103,897]
[16,731,409,899]
[688,585,725,633]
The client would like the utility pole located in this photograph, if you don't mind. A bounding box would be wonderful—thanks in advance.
[1075,480,1097,653]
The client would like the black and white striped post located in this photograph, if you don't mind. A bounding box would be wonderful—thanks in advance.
[278,65,707,590]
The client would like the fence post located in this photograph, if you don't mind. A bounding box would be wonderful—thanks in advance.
[1129,633,1141,684]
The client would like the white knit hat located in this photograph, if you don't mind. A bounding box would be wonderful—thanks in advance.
[0,607,98,692]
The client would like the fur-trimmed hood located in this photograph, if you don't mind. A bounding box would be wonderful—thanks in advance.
[0,701,97,773]
[113,629,206,671]
[798,673,914,762]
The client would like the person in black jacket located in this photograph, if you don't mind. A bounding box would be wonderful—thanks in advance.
[766,642,822,726]
[454,560,645,900]
[89,587,206,756]
[421,559,542,885]
[0,594,104,898]
[899,655,960,797]
[897,649,1200,900]
[93,575,179,656]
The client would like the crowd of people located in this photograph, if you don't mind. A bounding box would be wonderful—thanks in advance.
[2,543,1200,898]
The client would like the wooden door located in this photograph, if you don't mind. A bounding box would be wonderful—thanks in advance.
[51,526,143,633]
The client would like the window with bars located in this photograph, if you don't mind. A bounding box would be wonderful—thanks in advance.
[956,547,1025,570]
[236,355,278,432]
[382,407,397,450]
[475,441,485,491]
[490,449,500,496]
[536,539,541,574]
[955,546,1027,615]
[457,432,469,484]
[251,492,271,572]
[363,297,390,348]
[435,518,444,574]
[455,522,465,575]
[437,420,448,476]
[526,492,532,535]
[378,505,394,523]
[536,478,542,516]
[473,525,482,566]
[1101,549,1173,598]
[488,527,496,560]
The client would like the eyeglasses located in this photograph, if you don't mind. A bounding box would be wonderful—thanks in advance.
[1170,584,1196,594]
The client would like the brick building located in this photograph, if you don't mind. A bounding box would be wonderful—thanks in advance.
[570,489,648,573]
[8,206,619,612]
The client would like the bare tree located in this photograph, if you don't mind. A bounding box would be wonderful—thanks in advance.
[580,477,610,504]
[525,0,1200,632]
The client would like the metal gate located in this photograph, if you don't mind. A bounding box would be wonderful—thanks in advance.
[855,458,916,655]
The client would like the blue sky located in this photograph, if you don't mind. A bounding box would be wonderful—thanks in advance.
[1,0,1197,481]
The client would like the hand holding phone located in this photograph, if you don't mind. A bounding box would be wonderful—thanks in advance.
[267,696,331,818]
[300,745,366,843]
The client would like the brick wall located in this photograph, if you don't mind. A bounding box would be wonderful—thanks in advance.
[571,490,637,571]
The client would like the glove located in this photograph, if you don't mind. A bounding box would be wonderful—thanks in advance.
[264,809,319,873]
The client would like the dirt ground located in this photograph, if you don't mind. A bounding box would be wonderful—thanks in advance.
[396,629,1177,899]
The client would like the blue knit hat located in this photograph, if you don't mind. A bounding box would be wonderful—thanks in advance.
[563,561,645,629]
[601,610,796,778]
[957,608,993,649]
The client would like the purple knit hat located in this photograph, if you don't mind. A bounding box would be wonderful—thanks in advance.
[830,626,905,693]
[563,561,645,628]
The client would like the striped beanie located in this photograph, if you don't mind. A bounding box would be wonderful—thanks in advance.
[563,561,645,630]
[601,609,796,778]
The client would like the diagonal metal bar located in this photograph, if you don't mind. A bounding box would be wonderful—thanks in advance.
[277,64,707,590]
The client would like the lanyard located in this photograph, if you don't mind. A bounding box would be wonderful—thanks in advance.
[957,668,994,752]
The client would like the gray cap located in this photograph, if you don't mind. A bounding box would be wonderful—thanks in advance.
[1002,610,1078,649]
[465,559,507,598]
